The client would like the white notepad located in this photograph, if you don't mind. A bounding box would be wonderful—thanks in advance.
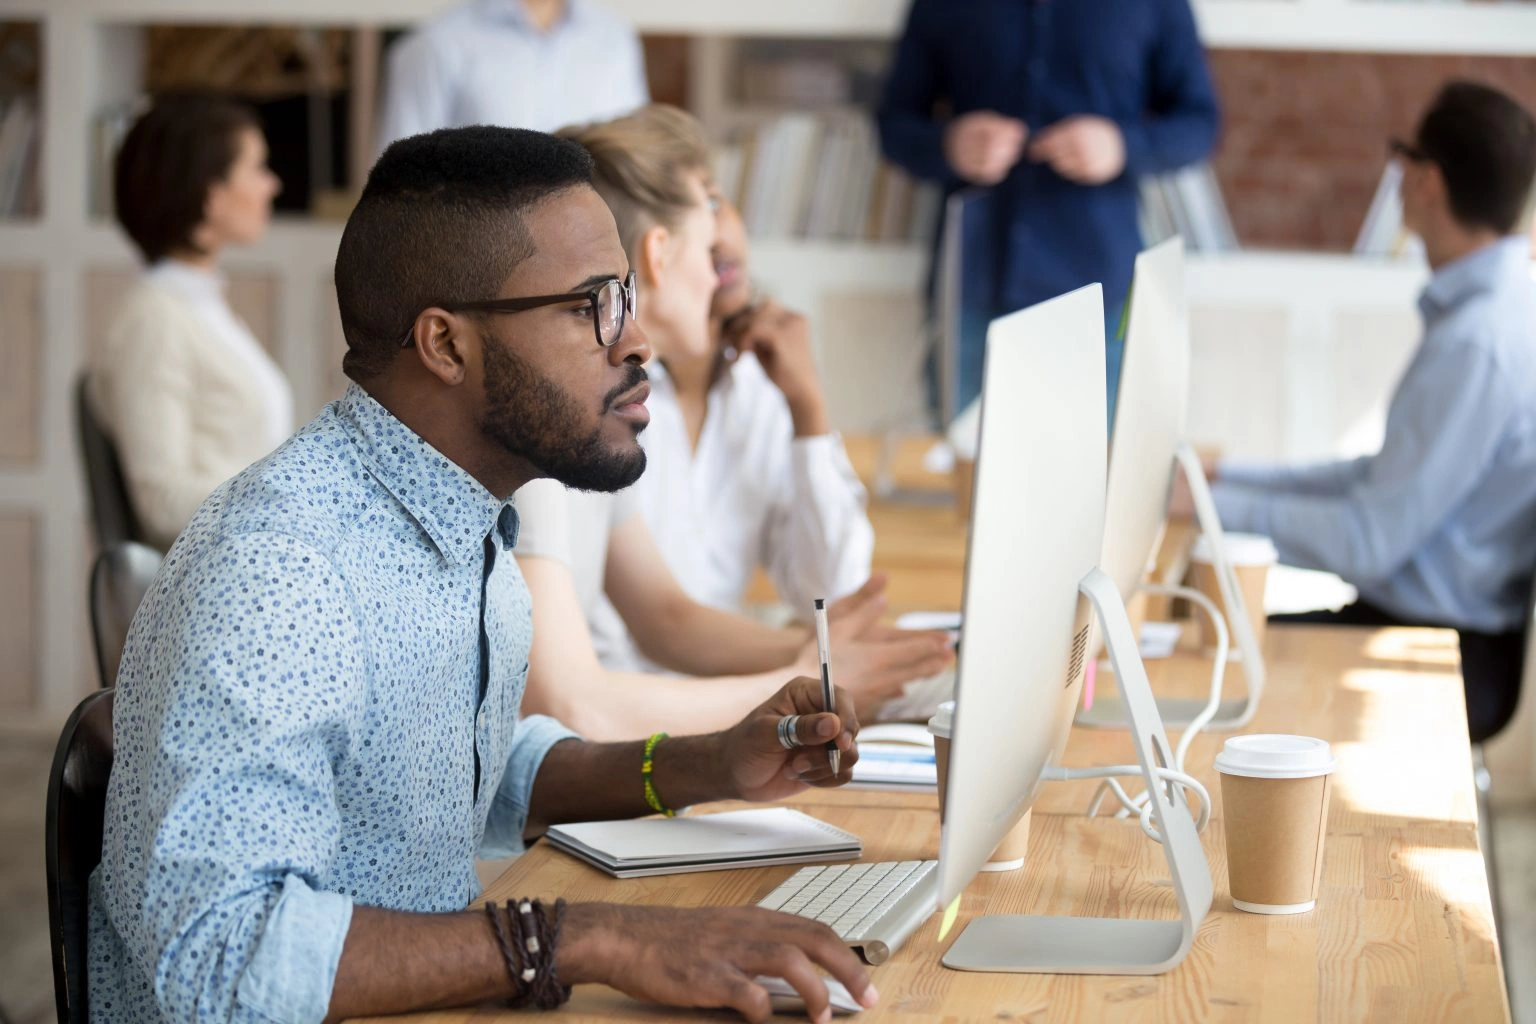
[545,807,862,879]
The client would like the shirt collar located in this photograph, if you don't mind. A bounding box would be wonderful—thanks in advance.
[1419,236,1531,321]
[148,259,227,303]
[336,383,517,565]
[474,0,583,32]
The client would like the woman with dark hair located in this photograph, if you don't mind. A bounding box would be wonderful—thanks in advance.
[88,93,291,550]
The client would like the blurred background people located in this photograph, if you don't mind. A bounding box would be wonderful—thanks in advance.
[88,93,291,552]
[877,0,1220,422]
[606,125,875,672]
[512,105,951,739]
[377,0,648,150]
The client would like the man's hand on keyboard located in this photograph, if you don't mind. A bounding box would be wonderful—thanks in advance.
[721,676,862,803]
[556,903,879,1023]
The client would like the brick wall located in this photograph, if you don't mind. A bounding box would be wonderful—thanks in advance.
[1208,50,1536,251]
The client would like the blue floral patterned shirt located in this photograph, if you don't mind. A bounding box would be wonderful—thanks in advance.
[88,383,577,1022]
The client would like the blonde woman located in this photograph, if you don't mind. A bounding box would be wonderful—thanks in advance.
[513,105,950,739]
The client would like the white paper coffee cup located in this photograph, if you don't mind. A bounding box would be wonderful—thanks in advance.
[1215,734,1335,914]
[928,701,1030,871]
[1191,532,1277,657]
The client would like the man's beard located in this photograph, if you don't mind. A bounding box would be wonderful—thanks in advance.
[480,339,648,493]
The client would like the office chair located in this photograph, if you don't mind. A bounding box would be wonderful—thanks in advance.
[45,688,115,1024]
[89,542,162,688]
[74,374,144,551]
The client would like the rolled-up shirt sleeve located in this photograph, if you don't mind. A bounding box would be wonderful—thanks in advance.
[763,434,875,612]
[95,532,365,1023]
[1211,340,1516,586]
[480,715,579,858]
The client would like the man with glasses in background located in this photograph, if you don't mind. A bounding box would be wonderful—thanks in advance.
[1187,81,1536,742]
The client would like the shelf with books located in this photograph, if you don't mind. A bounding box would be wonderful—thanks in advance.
[0,20,42,221]
[37,0,1536,53]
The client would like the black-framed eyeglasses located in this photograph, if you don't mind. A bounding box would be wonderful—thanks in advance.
[401,271,637,349]
[1389,137,1432,164]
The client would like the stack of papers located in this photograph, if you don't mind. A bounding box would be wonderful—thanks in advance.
[851,745,938,791]
[545,807,862,879]
[850,723,938,791]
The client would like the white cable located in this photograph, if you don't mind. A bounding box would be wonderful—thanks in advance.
[1046,764,1211,843]
[1088,582,1230,824]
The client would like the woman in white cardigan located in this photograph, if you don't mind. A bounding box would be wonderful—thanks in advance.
[89,94,292,551]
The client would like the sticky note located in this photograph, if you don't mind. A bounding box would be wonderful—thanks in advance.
[1083,659,1097,711]
[937,896,962,942]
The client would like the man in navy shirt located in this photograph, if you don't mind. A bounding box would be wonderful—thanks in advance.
[878,0,1220,420]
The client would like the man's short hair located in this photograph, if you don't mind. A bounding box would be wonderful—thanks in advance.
[556,104,713,257]
[335,126,595,382]
[1415,81,1536,235]
[114,93,261,264]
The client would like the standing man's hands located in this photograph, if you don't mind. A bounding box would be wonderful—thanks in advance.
[944,111,1028,185]
[1027,115,1127,185]
[722,299,829,437]
[556,903,878,1023]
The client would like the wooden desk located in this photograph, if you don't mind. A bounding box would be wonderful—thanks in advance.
[357,625,1509,1023]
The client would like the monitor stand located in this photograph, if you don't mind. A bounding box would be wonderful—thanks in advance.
[942,567,1213,974]
[1075,441,1266,731]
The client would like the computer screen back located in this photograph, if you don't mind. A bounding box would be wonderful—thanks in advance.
[937,283,1108,910]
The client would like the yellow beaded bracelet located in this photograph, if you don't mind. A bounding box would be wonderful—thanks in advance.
[642,732,675,817]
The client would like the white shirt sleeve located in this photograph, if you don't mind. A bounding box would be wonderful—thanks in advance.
[376,30,456,155]
[511,478,574,566]
[761,432,876,612]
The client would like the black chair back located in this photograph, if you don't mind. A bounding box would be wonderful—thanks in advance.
[45,688,115,1024]
[74,375,143,550]
[89,543,163,688]
[1459,570,1536,743]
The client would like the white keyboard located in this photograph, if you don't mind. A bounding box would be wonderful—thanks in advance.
[875,668,955,723]
[757,860,939,965]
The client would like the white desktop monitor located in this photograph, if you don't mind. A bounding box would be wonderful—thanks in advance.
[1078,237,1268,730]
[937,284,1211,974]
[1099,237,1189,603]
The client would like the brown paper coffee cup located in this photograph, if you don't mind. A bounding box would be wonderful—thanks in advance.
[1191,533,1276,656]
[1215,734,1335,914]
[932,718,1031,871]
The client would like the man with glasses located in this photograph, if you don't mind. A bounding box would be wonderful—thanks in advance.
[88,126,878,1023]
[1189,81,1536,742]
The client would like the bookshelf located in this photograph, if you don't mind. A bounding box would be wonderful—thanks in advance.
[0,20,41,220]
[2,0,1531,727]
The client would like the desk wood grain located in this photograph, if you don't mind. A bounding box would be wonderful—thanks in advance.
[351,625,1508,1024]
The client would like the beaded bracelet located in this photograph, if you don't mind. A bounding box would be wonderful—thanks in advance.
[642,731,675,817]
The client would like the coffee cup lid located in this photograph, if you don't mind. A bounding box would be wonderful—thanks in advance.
[1215,734,1335,779]
[927,700,955,738]
[1192,532,1278,567]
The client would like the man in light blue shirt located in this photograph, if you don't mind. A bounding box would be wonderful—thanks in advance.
[1202,82,1536,739]
[377,0,648,151]
[88,127,877,1022]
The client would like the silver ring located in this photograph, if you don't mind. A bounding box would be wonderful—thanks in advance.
[777,714,803,750]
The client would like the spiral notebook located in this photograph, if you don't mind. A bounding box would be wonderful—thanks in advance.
[545,807,863,879]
